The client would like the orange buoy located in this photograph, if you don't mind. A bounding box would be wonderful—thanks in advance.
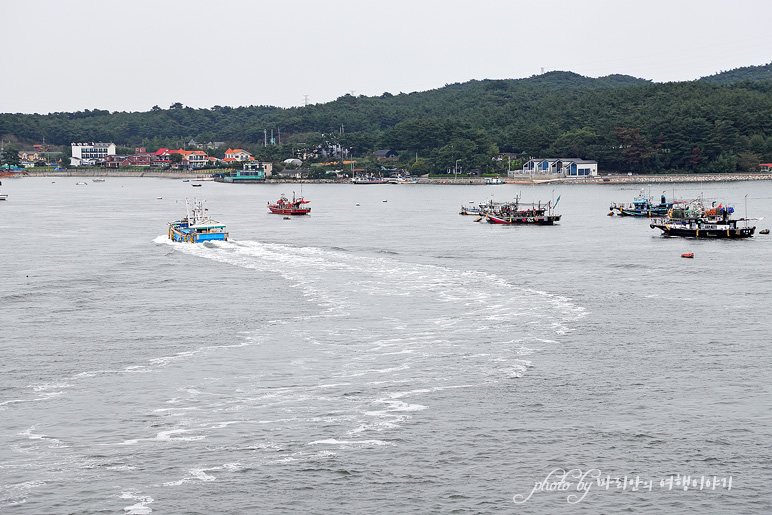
[681,253,694,258]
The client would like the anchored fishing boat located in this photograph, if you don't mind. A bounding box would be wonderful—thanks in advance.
[610,189,675,217]
[460,198,508,216]
[267,192,311,215]
[649,199,756,238]
[168,198,229,243]
[351,175,387,184]
[486,195,562,225]
[389,175,418,184]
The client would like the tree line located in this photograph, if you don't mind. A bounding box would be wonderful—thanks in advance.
[2,63,772,174]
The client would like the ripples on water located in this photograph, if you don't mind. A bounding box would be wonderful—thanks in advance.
[1,179,770,513]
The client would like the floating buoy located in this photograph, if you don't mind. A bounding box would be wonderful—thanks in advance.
[607,211,614,216]
[157,197,163,199]
[283,216,290,220]
[760,229,770,234]
[681,253,694,258]
[474,216,482,222]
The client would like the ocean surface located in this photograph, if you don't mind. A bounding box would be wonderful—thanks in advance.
[1,177,771,514]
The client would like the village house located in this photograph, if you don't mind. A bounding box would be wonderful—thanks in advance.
[104,148,153,168]
[244,161,273,175]
[223,148,253,162]
[513,158,598,178]
[150,148,208,169]
[188,139,225,150]
[373,149,398,161]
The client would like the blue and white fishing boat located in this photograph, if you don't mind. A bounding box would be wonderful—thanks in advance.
[168,198,229,243]
[609,189,675,217]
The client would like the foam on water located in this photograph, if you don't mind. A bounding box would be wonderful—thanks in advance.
[121,490,153,514]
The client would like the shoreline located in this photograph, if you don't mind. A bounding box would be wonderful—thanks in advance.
[11,170,772,184]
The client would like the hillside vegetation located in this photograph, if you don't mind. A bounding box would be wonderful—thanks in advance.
[2,63,772,174]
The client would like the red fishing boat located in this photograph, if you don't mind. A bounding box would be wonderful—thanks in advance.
[484,195,561,225]
[267,192,311,215]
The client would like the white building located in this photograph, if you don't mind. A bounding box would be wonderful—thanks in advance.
[71,142,116,166]
[511,158,598,178]
[224,148,253,161]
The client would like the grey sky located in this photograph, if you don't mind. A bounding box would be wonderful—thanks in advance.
[2,0,770,114]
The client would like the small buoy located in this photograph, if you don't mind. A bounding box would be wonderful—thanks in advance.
[473,216,482,222]
[760,229,770,234]
[157,197,163,199]
[607,211,614,216]
[283,216,290,220]
[681,253,694,258]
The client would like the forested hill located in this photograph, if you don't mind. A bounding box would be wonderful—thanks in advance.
[699,62,772,85]
[2,64,772,174]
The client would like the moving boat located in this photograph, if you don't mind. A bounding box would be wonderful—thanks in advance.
[485,195,561,225]
[92,177,105,182]
[168,198,229,242]
[649,199,756,238]
[610,189,675,217]
[267,192,311,215]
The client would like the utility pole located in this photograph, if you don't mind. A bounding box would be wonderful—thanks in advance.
[303,94,309,106]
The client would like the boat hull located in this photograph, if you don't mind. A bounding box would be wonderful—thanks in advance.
[617,208,669,217]
[168,225,228,243]
[650,223,755,238]
[267,206,310,215]
[486,214,561,225]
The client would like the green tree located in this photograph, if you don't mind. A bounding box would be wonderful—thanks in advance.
[410,159,429,175]
[704,151,737,173]
[736,150,761,172]
[1,146,21,168]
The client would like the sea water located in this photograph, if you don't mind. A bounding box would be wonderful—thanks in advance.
[1,178,771,514]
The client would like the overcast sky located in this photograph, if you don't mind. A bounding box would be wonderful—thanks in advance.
[2,0,770,114]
